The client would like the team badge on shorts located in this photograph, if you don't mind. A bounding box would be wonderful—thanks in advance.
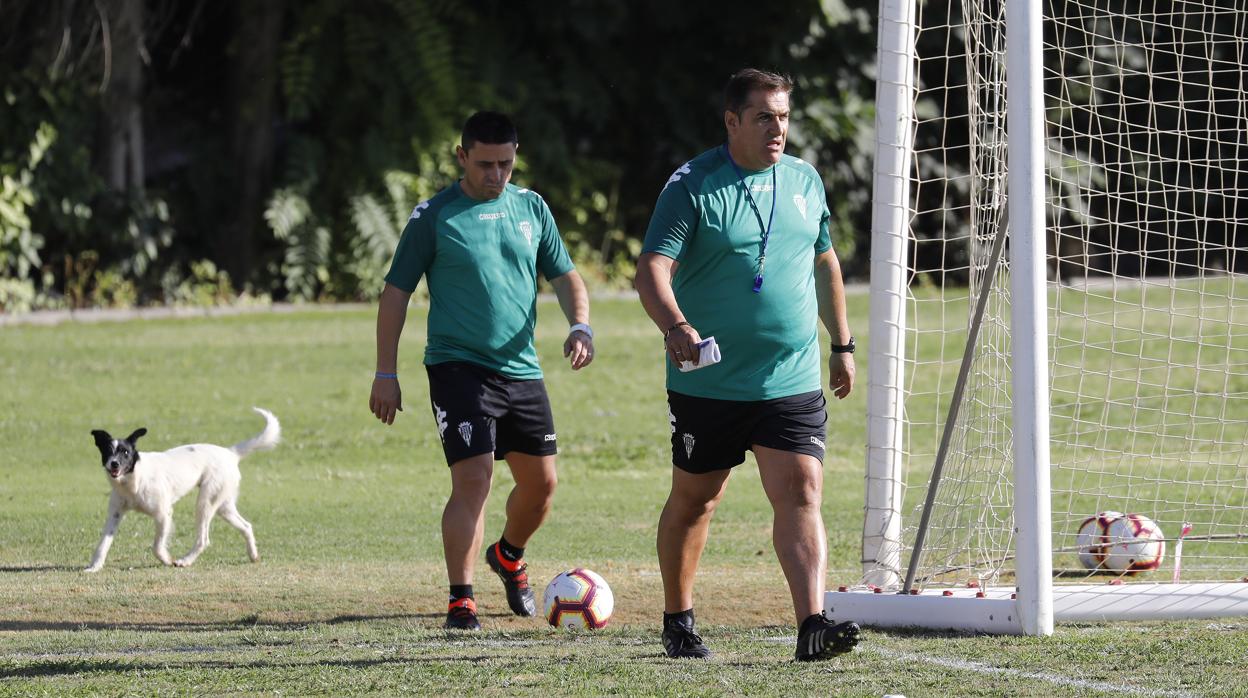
[682,433,696,459]
[458,421,473,446]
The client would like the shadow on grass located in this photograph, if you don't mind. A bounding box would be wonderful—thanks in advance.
[0,565,79,573]
[3,652,533,680]
[0,612,444,633]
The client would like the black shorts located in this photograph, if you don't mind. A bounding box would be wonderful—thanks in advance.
[426,361,557,466]
[667,390,827,473]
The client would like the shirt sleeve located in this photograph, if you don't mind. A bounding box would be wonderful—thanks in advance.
[814,183,833,255]
[642,173,698,261]
[383,204,436,292]
[534,196,575,280]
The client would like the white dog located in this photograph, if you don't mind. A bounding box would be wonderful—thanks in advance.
[85,407,280,572]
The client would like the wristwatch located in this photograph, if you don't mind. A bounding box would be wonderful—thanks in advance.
[569,322,593,339]
[831,336,856,354]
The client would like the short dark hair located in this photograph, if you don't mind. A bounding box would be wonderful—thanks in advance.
[461,111,518,151]
[724,69,794,115]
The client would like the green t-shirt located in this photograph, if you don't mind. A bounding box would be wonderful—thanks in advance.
[642,146,833,400]
[385,181,575,379]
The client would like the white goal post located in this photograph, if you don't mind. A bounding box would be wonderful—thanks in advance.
[844,0,1248,635]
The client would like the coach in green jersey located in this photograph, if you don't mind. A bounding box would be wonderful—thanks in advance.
[636,69,861,662]
[370,112,594,632]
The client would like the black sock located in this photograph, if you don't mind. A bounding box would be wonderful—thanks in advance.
[799,612,826,635]
[664,608,695,627]
[449,584,473,603]
[497,536,524,563]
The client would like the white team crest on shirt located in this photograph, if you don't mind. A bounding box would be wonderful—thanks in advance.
[433,402,448,440]
[458,421,473,446]
[793,194,808,220]
[519,221,533,245]
[682,433,696,459]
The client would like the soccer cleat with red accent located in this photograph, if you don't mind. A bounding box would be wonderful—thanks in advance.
[795,616,861,661]
[444,597,481,631]
[485,543,537,617]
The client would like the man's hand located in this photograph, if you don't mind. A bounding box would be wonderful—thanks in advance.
[370,377,403,424]
[828,353,856,400]
[565,329,595,370]
[664,323,702,366]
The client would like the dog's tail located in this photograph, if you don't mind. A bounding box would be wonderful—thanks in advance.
[231,407,281,458]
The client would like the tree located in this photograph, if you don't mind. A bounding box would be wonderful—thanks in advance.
[220,0,286,283]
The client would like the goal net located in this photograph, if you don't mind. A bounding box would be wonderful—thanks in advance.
[845,0,1248,634]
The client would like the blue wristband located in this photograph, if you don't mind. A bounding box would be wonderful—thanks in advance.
[375,372,398,379]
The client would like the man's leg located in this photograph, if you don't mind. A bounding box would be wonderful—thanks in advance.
[657,467,731,613]
[444,453,495,586]
[500,452,557,547]
[755,444,861,660]
[482,451,556,617]
[657,466,730,658]
[753,445,826,623]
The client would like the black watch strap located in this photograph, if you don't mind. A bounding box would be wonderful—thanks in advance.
[831,336,856,354]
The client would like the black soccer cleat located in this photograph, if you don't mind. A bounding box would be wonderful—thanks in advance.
[485,543,537,617]
[444,597,481,631]
[795,616,861,661]
[662,614,713,659]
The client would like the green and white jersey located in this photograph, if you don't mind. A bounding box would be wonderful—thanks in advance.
[385,181,575,379]
[643,146,833,401]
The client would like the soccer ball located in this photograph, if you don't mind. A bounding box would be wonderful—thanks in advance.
[1075,510,1124,570]
[1103,513,1165,573]
[542,568,614,629]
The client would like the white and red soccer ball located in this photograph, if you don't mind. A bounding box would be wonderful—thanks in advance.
[1076,511,1165,573]
[543,568,614,629]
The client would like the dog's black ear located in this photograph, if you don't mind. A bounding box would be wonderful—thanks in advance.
[91,430,113,454]
[125,428,147,445]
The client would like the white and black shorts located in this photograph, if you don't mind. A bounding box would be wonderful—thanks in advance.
[426,361,558,466]
[667,390,827,474]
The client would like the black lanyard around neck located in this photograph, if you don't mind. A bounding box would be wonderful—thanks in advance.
[723,144,776,293]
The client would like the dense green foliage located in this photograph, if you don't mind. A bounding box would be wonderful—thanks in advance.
[0,0,876,310]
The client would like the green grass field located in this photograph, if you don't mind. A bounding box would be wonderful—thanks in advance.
[2,297,1245,696]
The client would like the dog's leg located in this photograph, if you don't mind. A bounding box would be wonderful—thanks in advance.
[153,509,175,566]
[175,492,220,567]
[84,493,125,573]
[217,500,260,562]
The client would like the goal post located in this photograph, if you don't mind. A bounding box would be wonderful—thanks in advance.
[845,0,1248,635]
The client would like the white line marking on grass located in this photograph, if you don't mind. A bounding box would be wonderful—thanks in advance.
[867,647,1198,698]
[758,635,1195,698]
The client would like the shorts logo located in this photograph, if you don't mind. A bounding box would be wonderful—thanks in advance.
[793,194,808,220]
[433,402,448,441]
[544,433,556,442]
[810,435,825,450]
[682,433,696,459]
[668,408,676,434]
[519,221,533,245]
[458,421,473,446]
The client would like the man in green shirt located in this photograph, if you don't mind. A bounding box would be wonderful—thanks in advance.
[370,111,594,631]
[635,69,861,661]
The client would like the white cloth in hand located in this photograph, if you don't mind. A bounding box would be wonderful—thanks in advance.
[677,337,722,373]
